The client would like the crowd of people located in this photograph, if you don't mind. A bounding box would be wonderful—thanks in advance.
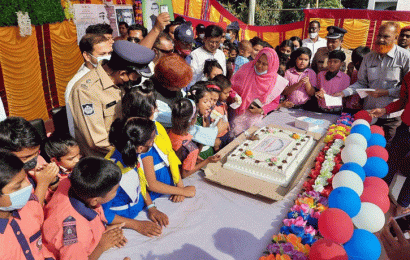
[0,11,410,259]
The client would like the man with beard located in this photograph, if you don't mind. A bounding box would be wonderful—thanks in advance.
[398,26,410,51]
[311,26,352,73]
[334,22,410,143]
[69,41,155,157]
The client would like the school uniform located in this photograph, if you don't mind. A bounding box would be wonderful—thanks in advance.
[213,101,232,149]
[43,179,106,260]
[168,131,200,172]
[103,149,146,224]
[0,194,54,260]
[317,70,350,112]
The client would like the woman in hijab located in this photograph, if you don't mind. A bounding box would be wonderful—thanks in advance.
[231,47,289,136]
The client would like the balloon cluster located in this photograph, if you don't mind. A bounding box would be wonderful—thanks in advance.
[311,111,389,260]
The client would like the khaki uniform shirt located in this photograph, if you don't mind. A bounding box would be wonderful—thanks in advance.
[68,62,122,157]
[311,46,352,74]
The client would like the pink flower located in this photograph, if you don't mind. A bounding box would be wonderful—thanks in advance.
[300,204,310,214]
[291,205,301,212]
[294,216,307,227]
[305,226,316,236]
[283,218,295,226]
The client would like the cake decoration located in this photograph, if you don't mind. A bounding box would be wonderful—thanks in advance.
[224,126,315,186]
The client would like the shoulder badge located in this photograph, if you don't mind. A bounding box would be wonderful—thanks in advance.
[81,103,94,116]
[63,216,78,246]
[182,140,198,153]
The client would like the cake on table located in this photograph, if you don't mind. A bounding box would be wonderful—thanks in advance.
[223,126,315,186]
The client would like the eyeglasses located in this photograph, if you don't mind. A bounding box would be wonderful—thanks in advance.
[127,37,141,43]
[155,47,174,54]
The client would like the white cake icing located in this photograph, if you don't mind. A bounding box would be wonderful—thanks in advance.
[223,126,315,186]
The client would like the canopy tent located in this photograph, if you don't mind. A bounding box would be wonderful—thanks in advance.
[0,0,409,121]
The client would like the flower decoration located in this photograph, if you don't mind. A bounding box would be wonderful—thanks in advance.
[245,150,254,158]
[16,11,32,37]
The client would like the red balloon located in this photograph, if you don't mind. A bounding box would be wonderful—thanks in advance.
[310,239,348,260]
[370,125,385,137]
[354,110,372,124]
[318,208,354,244]
[363,177,389,195]
[361,185,390,213]
[366,145,389,162]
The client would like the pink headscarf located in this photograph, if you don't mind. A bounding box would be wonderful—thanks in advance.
[231,47,281,115]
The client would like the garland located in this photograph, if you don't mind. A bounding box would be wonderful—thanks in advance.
[0,0,65,27]
[259,113,354,260]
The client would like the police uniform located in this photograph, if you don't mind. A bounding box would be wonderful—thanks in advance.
[43,178,106,260]
[68,41,155,157]
[0,194,55,260]
[311,26,352,73]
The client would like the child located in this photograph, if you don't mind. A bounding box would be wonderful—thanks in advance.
[169,98,221,178]
[283,47,317,108]
[234,40,253,73]
[344,46,371,114]
[104,117,167,236]
[122,85,194,204]
[0,151,54,259]
[315,50,350,113]
[212,75,233,149]
[203,59,223,81]
[276,40,294,62]
[0,117,59,205]
[43,157,127,259]
[44,133,81,177]
[188,84,229,160]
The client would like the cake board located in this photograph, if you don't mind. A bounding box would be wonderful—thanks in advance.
[204,124,325,201]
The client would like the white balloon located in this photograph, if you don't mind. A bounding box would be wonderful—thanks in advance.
[344,133,368,150]
[341,144,367,166]
[332,170,364,196]
[352,119,371,128]
[352,202,385,233]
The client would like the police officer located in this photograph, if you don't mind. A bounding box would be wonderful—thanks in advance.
[69,40,155,157]
[312,26,352,73]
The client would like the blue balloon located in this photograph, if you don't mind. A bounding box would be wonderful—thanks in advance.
[367,133,386,148]
[363,157,388,178]
[343,229,381,260]
[340,162,366,181]
[350,125,371,141]
[328,187,361,218]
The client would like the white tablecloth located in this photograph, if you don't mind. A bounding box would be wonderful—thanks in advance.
[101,109,339,260]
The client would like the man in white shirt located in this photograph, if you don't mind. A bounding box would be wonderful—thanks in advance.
[302,20,327,61]
[65,34,112,137]
[188,25,226,89]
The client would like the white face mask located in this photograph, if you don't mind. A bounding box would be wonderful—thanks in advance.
[199,33,205,39]
[309,32,319,39]
[89,53,112,67]
[254,65,267,76]
[0,184,33,211]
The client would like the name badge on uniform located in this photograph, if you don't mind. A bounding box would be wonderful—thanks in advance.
[81,104,94,116]
[106,100,117,109]
[63,216,78,246]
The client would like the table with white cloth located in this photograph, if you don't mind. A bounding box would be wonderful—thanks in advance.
[101,109,340,260]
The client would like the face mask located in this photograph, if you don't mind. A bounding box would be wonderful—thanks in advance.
[225,33,231,40]
[309,32,318,39]
[0,184,33,211]
[282,53,290,60]
[23,155,38,171]
[199,33,205,39]
[254,65,268,76]
[89,53,112,68]
[175,45,191,57]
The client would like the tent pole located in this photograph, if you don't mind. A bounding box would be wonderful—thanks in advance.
[248,0,256,25]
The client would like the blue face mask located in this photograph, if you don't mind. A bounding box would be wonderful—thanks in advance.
[0,184,33,211]
[225,33,231,40]
[254,65,268,76]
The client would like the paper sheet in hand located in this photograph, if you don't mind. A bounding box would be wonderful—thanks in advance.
[356,89,375,98]
[324,94,342,107]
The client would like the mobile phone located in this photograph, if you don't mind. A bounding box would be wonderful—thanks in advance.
[160,5,168,13]
[390,212,410,238]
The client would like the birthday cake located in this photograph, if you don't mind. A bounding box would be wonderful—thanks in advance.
[223,126,315,186]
